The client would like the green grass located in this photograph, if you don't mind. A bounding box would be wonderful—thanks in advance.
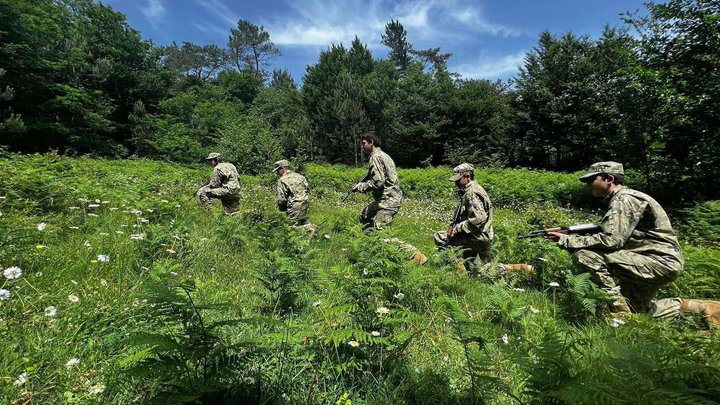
[1,153,719,404]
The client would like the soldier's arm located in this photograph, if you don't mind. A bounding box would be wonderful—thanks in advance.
[207,167,223,189]
[559,195,646,250]
[455,193,488,234]
[276,179,289,210]
[355,156,385,193]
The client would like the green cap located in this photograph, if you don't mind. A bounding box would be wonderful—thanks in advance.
[205,152,221,160]
[449,163,474,182]
[273,159,290,172]
[579,161,624,182]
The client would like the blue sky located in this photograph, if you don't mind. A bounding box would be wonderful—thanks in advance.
[104,0,648,84]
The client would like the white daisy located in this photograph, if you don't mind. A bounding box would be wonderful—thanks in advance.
[371,330,381,337]
[88,204,100,208]
[0,289,10,301]
[502,334,509,345]
[45,306,57,317]
[393,292,405,300]
[68,294,80,303]
[88,383,105,395]
[3,266,22,279]
[313,300,322,307]
[348,340,360,347]
[611,318,626,328]
[37,222,47,231]
[244,377,256,385]
[548,282,560,288]
[97,255,110,263]
[66,358,80,368]
[376,307,389,315]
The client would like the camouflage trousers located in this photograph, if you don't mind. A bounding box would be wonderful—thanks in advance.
[573,249,682,314]
[434,231,492,265]
[381,237,420,259]
[285,201,309,226]
[198,187,240,215]
[360,200,400,230]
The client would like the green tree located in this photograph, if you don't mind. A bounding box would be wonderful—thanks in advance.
[163,42,227,81]
[228,19,280,79]
[381,20,412,71]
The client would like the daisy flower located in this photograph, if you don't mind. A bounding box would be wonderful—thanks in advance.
[68,294,80,303]
[45,306,57,317]
[376,307,389,315]
[348,340,360,347]
[3,266,22,279]
[0,289,10,301]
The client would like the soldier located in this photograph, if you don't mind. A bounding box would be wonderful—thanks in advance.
[273,159,310,226]
[197,153,241,215]
[544,161,720,326]
[434,163,494,267]
[351,132,403,230]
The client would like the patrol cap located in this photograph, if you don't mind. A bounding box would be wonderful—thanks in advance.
[579,161,624,182]
[273,159,290,172]
[205,152,222,160]
[449,163,474,182]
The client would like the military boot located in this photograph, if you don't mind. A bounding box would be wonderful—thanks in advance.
[503,264,534,278]
[411,252,428,265]
[681,299,720,328]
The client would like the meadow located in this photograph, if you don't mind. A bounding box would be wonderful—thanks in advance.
[1,152,719,404]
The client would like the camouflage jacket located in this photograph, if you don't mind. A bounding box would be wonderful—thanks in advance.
[208,162,240,193]
[276,170,309,210]
[355,147,403,207]
[454,180,493,239]
[558,187,684,264]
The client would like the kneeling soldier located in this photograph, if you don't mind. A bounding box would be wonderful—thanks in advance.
[544,161,720,327]
[434,163,494,267]
[198,153,241,215]
[274,159,310,226]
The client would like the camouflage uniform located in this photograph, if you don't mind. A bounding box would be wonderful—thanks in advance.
[559,162,684,314]
[199,154,241,215]
[434,163,494,263]
[355,147,403,230]
[275,164,310,226]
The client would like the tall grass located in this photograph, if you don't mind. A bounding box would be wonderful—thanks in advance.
[1,153,719,404]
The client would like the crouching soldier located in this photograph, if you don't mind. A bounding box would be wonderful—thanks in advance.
[544,161,720,327]
[197,153,241,215]
[273,159,312,227]
[434,163,494,269]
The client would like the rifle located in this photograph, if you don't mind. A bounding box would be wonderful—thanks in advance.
[341,172,371,203]
[517,223,602,239]
[188,184,209,201]
[447,198,463,235]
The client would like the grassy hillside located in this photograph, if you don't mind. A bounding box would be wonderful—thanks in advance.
[1,153,719,404]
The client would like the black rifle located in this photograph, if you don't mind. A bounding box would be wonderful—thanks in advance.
[188,183,209,201]
[341,172,371,203]
[517,223,602,239]
[449,198,463,229]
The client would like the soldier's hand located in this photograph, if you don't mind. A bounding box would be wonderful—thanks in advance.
[545,231,563,242]
[448,226,458,238]
[351,183,360,192]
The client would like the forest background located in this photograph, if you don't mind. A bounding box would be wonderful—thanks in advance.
[1,0,719,206]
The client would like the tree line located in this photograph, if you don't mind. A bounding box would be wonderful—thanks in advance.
[0,0,718,203]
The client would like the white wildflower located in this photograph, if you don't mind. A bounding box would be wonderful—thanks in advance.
[166,249,176,254]
[130,233,144,240]
[244,377,256,385]
[512,288,525,292]
[71,280,78,285]
[502,334,509,345]
[529,306,540,314]
[175,204,181,208]
[88,204,100,208]
[393,292,405,301]
[37,222,47,231]
[45,306,57,317]
[69,226,80,230]
[0,289,10,301]
[69,206,80,210]
[161,199,169,203]
[83,240,91,247]
[611,318,626,328]
[101,200,110,204]
[348,340,360,347]
[371,330,381,337]
[115,231,124,234]
[376,306,389,315]
[87,213,99,217]
[68,294,80,303]
[100,279,108,286]
[443,354,449,362]
[97,254,110,263]
[95,199,101,204]
[140,218,149,223]
[548,282,560,288]
[363,268,369,276]
[88,383,105,395]
[13,372,27,386]
[313,300,322,307]
[99,232,109,236]
[65,358,80,368]
[323,234,331,240]
[109,207,118,211]
[3,266,22,279]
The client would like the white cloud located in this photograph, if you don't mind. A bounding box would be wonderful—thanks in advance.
[197,0,239,27]
[452,51,527,80]
[192,20,230,37]
[140,0,166,20]
[255,0,522,47]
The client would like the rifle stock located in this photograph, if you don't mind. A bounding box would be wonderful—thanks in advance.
[517,223,601,239]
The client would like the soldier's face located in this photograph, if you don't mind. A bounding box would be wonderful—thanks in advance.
[455,175,471,188]
[208,159,218,168]
[587,175,612,197]
[361,139,373,154]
